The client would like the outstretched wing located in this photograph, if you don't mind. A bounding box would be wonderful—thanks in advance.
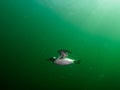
[57,49,71,54]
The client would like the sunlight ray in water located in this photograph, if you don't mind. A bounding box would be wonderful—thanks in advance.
[37,0,120,41]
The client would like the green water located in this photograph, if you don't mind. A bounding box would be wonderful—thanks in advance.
[1,0,120,90]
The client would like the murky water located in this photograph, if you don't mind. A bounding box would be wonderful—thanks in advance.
[1,0,120,90]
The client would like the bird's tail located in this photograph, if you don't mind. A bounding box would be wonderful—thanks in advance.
[74,60,80,64]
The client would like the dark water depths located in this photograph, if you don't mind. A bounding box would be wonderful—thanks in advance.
[1,0,120,90]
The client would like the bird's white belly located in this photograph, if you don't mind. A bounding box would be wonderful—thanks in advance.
[54,58,74,65]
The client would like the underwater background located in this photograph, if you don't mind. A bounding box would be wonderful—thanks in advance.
[1,0,120,90]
